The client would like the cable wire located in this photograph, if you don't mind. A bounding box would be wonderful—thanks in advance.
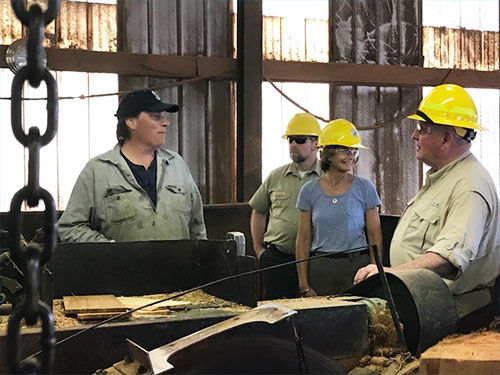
[21,244,375,364]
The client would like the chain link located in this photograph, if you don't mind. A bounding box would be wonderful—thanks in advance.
[7,1,60,373]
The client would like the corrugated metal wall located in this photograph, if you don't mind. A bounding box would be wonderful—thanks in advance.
[117,0,235,204]
[263,16,329,62]
[0,0,117,51]
[423,26,499,70]
[329,0,422,215]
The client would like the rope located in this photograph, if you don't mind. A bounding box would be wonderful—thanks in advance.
[0,67,235,101]
[263,73,416,130]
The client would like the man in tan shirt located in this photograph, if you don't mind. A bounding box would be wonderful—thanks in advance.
[355,84,499,317]
[249,113,322,300]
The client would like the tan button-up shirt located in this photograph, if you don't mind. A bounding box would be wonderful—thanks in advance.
[249,161,321,255]
[390,151,500,316]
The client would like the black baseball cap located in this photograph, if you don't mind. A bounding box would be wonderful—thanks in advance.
[115,89,179,118]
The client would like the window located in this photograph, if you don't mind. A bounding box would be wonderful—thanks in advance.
[0,69,118,211]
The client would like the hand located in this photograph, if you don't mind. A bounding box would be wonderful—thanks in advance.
[354,264,383,284]
[299,287,317,297]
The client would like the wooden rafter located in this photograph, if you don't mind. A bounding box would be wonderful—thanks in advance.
[1,46,498,89]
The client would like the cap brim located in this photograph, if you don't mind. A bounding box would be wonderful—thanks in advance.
[149,102,179,113]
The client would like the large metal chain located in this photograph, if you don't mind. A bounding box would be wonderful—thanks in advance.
[7,1,60,373]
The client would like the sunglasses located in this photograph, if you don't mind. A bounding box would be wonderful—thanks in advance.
[334,147,359,158]
[288,136,315,144]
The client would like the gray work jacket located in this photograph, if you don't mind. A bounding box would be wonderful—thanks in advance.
[58,144,207,242]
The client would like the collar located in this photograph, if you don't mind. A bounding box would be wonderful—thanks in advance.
[426,150,472,185]
[285,159,321,177]
[99,144,176,166]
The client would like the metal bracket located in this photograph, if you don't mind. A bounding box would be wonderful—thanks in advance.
[226,231,246,256]
[125,303,296,374]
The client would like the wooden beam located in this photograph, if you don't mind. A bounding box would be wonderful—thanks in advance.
[236,0,263,202]
[1,45,499,89]
[263,60,500,89]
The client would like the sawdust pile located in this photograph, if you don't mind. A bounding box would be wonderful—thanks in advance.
[360,298,405,357]
[347,298,418,375]
[348,353,419,375]
[0,299,79,330]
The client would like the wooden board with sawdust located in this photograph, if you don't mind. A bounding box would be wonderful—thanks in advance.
[63,295,127,314]
[117,296,191,312]
[76,311,129,320]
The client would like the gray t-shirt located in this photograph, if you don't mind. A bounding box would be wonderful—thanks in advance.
[296,176,381,253]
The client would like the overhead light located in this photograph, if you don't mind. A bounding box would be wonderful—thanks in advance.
[5,38,47,74]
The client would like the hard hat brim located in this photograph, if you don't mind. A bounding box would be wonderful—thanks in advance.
[407,113,488,131]
[407,113,424,121]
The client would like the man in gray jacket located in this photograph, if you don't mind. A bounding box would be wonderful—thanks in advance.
[58,89,207,242]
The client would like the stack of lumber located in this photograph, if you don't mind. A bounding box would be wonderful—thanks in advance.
[63,295,192,320]
[63,295,128,320]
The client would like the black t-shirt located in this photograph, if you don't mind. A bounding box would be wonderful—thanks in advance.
[121,151,157,207]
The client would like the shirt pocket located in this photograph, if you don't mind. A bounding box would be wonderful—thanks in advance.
[165,184,190,214]
[270,191,288,216]
[104,186,137,223]
[404,206,440,251]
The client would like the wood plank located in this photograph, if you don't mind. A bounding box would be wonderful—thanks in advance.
[63,295,127,314]
[116,296,191,311]
[76,311,128,320]
[206,80,235,203]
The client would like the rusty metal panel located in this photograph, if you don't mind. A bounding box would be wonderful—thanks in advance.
[263,16,328,62]
[1,1,118,51]
[281,17,306,61]
[263,16,282,60]
[56,1,89,49]
[423,26,499,71]
[305,19,329,62]
[88,2,117,52]
[329,0,421,215]
[0,1,23,45]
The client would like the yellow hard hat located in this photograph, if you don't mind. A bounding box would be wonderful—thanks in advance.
[282,113,322,138]
[408,84,487,132]
[318,119,368,149]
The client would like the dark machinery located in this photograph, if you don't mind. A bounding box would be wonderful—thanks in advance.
[101,269,458,375]
[0,239,460,375]
[0,230,53,312]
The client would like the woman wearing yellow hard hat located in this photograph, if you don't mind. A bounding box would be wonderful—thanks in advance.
[295,119,383,296]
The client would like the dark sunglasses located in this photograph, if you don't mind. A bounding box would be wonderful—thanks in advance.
[288,136,315,144]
